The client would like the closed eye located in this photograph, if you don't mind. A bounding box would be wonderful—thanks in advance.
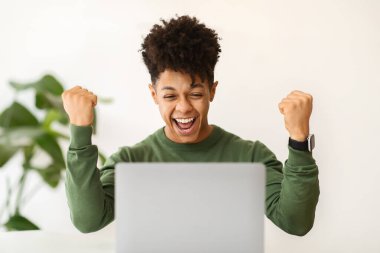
[190,93,203,98]
[163,95,176,100]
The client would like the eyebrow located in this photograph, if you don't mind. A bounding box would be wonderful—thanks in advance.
[161,83,204,91]
[190,83,204,89]
[161,86,176,91]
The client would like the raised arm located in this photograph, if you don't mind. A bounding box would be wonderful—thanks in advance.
[62,86,120,233]
[256,141,319,236]
[261,90,319,235]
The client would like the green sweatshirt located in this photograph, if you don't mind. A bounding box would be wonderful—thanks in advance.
[65,124,319,236]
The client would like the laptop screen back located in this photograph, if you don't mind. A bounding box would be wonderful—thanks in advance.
[116,163,265,253]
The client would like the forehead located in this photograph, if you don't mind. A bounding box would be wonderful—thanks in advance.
[155,69,206,90]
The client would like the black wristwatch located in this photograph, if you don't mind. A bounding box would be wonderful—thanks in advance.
[288,134,315,153]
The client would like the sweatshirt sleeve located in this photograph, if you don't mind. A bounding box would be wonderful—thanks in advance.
[65,124,126,233]
[254,141,320,236]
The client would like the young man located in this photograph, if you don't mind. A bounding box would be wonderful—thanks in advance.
[62,15,319,236]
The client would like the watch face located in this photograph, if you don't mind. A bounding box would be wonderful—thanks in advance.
[308,134,315,151]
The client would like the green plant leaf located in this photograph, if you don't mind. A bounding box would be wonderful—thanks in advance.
[98,151,106,166]
[36,163,62,188]
[0,145,18,167]
[0,127,44,146]
[35,91,51,109]
[42,109,65,129]
[35,133,65,168]
[34,74,64,95]
[46,129,69,140]
[10,74,64,96]
[35,92,69,126]
[0,102,39,128]
[22,145,35,164]
[36,91,64,110]
[98,97,114,104]
[9,82,35,91]
[92,108,97,134]
[58,114,69,125]
[10,74,66,116]
[4,214,40,231]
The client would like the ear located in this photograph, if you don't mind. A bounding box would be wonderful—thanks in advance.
[149,84,158,104]
[209,81,218,102]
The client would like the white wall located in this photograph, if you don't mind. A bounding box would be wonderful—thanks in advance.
[1,0,380,252]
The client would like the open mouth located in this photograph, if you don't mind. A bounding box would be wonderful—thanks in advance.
[172,117,197,135]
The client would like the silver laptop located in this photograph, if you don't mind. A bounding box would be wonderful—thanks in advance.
[115,163,265,253]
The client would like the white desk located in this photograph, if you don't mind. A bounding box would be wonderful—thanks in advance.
[0,231,115,253]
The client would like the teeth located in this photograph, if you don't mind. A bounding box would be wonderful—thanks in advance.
[175,118,195,124]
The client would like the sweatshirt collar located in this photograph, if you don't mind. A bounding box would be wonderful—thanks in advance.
[157,124,223,151]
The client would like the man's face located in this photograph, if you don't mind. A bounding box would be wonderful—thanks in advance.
[149,69,218,144]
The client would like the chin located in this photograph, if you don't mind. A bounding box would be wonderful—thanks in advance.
[172,127,200,143]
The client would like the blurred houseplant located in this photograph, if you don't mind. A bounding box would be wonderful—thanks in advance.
[0,74,109,231]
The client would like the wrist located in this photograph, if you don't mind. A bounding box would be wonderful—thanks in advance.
[70,118,93,127]
[289,134,308,142]
[289,127,309,142]
[288,134,315,153]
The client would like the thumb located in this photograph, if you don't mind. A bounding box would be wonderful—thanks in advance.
[278,102,285,115]
[89,94,97,107]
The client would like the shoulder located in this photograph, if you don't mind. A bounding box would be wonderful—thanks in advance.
[115,128,163,161]
[99,129,163,182]
[215,125,259,148]
[214,125,272,156]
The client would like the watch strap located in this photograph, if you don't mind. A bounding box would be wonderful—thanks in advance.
[288,137,309,151]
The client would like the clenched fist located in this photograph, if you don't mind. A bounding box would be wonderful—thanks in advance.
[61,86,97,126]
[278,90,313,142]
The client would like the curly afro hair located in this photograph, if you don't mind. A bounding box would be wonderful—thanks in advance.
[140,15,221,87]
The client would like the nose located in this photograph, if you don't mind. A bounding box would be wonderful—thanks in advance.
[176,97,193,113]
